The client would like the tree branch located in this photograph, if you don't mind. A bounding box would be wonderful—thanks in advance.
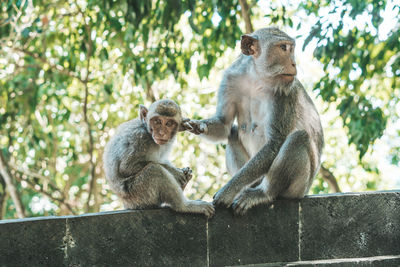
[76,5,97,212]
[145,79,157,102]
[8,163,63,196]
[13,172,75,214]
[6,148,75,214]
[238,0,254,33]
[320,164,341,193]
[12,48,84,83]
[0,152,26,218]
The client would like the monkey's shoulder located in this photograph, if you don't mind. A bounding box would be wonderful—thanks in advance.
[224,55,252,78]
[111,118,153,151]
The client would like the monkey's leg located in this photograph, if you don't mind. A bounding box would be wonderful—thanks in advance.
[160,164,192,189]
[120,164,162,209]
[226,126,250,176]
[142,163,214,217]
[232,130,311,215]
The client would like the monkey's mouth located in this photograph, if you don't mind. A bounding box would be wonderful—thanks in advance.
[281,74,296,81]
[154,138,169,145]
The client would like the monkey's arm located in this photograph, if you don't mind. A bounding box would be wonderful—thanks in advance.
[117,131,154,182]
[189,78,237,142]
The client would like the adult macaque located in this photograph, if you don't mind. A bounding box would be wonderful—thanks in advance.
[188,28,324,215]
[103,99,214,218]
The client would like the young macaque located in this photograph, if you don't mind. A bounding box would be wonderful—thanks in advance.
[103,99,214,217]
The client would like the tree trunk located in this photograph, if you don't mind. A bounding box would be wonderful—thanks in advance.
[319,164,341,193]
[238,0,254,33]
[0,152,25,218]
[0,175,6,219]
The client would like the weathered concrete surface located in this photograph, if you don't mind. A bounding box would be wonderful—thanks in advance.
[300,191,400,260]
[65,209,208,267]
[0,191,399,267]
[209,200,299,267]
[0,217,65,267]
[0,209,208,267]
[232,255,400,266]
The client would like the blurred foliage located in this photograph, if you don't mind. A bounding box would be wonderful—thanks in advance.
[0,0,399,219]
[301,0,399,159]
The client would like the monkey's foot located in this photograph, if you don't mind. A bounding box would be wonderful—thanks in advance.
[212,185,237,207]
[178,167,192,190]
[193,200,215,218]
[231,188,272,216]
[181,167,193,181]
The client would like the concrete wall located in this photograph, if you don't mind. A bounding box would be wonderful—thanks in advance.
[0,191,399,267]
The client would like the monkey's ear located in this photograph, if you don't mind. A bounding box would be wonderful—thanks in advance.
[139,105,148,122]
[241,35,259,56]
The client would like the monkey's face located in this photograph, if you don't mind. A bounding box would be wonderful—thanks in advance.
[256,40,297,83]
[149,115,179,145]
[241,30,297,85]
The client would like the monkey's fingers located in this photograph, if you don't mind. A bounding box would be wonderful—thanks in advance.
[186,121,205,135]
[212,198,221,206]
[212,194,230,208]
[182,167,193,177]
[202,203,215,218]
[232,197,251,216]
[182,174,192,184]
[213,186,238,208]
[182,122,194,131]
[205,206,215,218]
[181,167,189,173]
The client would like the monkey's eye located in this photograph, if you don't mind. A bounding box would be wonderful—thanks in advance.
[166,120,176,127]
[279,44,287,51]
[154,119,162,125]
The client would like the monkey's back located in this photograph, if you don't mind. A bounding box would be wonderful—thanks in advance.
[103,118,154,194]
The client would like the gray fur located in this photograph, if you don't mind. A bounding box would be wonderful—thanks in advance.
[103,100,214,217]
[188,27,323,215]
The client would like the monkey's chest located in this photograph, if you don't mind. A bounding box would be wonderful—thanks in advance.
[237,98,273,157]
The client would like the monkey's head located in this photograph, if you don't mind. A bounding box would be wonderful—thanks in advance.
[139,99,183,145]
[241,27,297,91]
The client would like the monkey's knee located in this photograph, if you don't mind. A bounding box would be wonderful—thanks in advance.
[288,130,310,148]
[266,131,312,198]
[121,163,167,206]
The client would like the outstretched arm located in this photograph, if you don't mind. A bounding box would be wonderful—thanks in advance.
[188,77,237,142]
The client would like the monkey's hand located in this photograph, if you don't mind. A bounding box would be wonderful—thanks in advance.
[179,118,193,132]
[179,167,193,190]
[212,184,238,207]
[186,120,208,135]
